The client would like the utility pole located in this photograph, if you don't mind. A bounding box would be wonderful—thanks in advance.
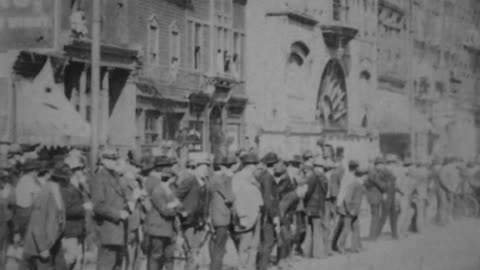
[407,0,415,161]
[90,0,101,168]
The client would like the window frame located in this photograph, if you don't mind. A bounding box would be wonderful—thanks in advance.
[169,21,181,68]
[146,15,160,66]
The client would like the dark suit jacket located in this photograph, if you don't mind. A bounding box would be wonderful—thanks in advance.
[209,172,234,227]
[364,169,385,205]
[91,167,129,246]
[277,174,295,200]
[60,183,86,238]
[23,182,65,256]
[303,168,328,218]
[174,173,208,228]
[144,181,178,238]
[279,190,300,225]
[255,169,280,222]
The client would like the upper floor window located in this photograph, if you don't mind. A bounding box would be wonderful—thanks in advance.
[169,21,181,68]
[187,19,208,72]
[147,16,160,65]
[233,31,245,79]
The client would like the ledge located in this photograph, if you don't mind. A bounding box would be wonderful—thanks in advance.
[266,10,318,26]
[320,25,358,49]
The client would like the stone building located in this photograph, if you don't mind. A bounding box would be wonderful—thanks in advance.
[1,0,248,161]
[245,0,380,163]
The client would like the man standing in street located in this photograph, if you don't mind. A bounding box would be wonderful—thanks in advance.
[256,152,281,270]
[364,157,387,241]
[143,156,181,270]
[91,149,131,270]
[232,153,263,270]
[379,154,399,240]
[209,155,236,270]
[396,158,416,237]
[174,152,211,270]
[303,157,329,259]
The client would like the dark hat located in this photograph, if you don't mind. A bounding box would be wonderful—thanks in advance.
[153,156,176,168]
[316,137,326,146]
[262,152,279,166]
[23,159,43,171]
[241,153,259,165]
[288,155,302,165]
[302,150,314,160]
[374,156,385,165]
[214,155,237,166]
[51,163,72,181]
[100,148,120,160]
[348,160,359,168]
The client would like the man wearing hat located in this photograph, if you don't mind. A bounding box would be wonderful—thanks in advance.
[91,149,131,270]
[256,152,281,270]
[209,155,237,270]
[334,160,366,253]
[0,168,13,269]
[22,160,69,270]
[395,158,416,237]
[143,155,181,270]
[364,157,388,240]
[302,156,329,259]
[13,158,50,243]
[59,153,93,270]
[174,152,211,270]
[378,155,399,240]
[438,156,459,225]
[231,152,263,270]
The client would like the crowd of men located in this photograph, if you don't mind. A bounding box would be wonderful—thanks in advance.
[0,141,480,270]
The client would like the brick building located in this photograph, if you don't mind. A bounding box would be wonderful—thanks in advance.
[2,0,248,161]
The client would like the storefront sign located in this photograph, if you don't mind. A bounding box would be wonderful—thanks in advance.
[0,0,56,50]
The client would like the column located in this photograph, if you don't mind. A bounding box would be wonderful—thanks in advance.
[79,67,87,120]
[100,69,110,145]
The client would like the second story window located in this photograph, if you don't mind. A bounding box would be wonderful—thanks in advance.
[169,22,181,69]
[194,23,203,70]
[147,16,160,65]
[233,31,245,79]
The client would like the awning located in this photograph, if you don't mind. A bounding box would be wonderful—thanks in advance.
[136,78,190,104]
[16,59,90,146]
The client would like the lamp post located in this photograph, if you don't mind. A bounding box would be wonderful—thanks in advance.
[90,0,101,168]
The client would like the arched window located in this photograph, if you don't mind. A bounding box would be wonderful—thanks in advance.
[288,41,310,66]
[169,21,181,68]
[147,16,160,65]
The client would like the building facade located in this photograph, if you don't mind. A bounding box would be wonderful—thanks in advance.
[245,0,380,163]
[1,0,248,162]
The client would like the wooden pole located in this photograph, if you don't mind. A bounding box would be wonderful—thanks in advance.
[90,0,101,168]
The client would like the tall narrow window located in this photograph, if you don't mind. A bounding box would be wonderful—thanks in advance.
[233,32,245,79]
[169,22,180,68]
[193,23,202,70]
[147,16,160,65]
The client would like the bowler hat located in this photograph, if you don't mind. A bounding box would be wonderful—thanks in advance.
[241,153,259,165]
[288,155,302,165]
[153,156,176,168]
[302,150,314,160]
[262,152,279,166]
[51,163,71,181]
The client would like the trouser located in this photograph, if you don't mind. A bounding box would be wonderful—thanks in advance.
[96,245,125,270]
[232,221,260,270]
[325,200,338,249]
[0,224,7,270]
[126,230,142,270]
[414,198,426,233]
[334,215,361,252]
[62,237,83,270]
[277,223,294,263]
[304,216,330,259]
[368,203,382,240]
[146,235,174,270]
[20,239,66,270]
[293,212,306,254]
[257,221,275,270]
[437,189,452,225]
[209,226,229,270]
[183,227,208,270]
[398,196,414,237]
[378,195,398,239]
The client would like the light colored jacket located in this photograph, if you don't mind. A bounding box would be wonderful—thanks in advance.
[232,166,263,231]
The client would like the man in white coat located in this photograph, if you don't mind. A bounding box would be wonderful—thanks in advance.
[232,153,263,270]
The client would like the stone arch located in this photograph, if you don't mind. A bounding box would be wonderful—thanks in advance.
[316,59,347,130]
